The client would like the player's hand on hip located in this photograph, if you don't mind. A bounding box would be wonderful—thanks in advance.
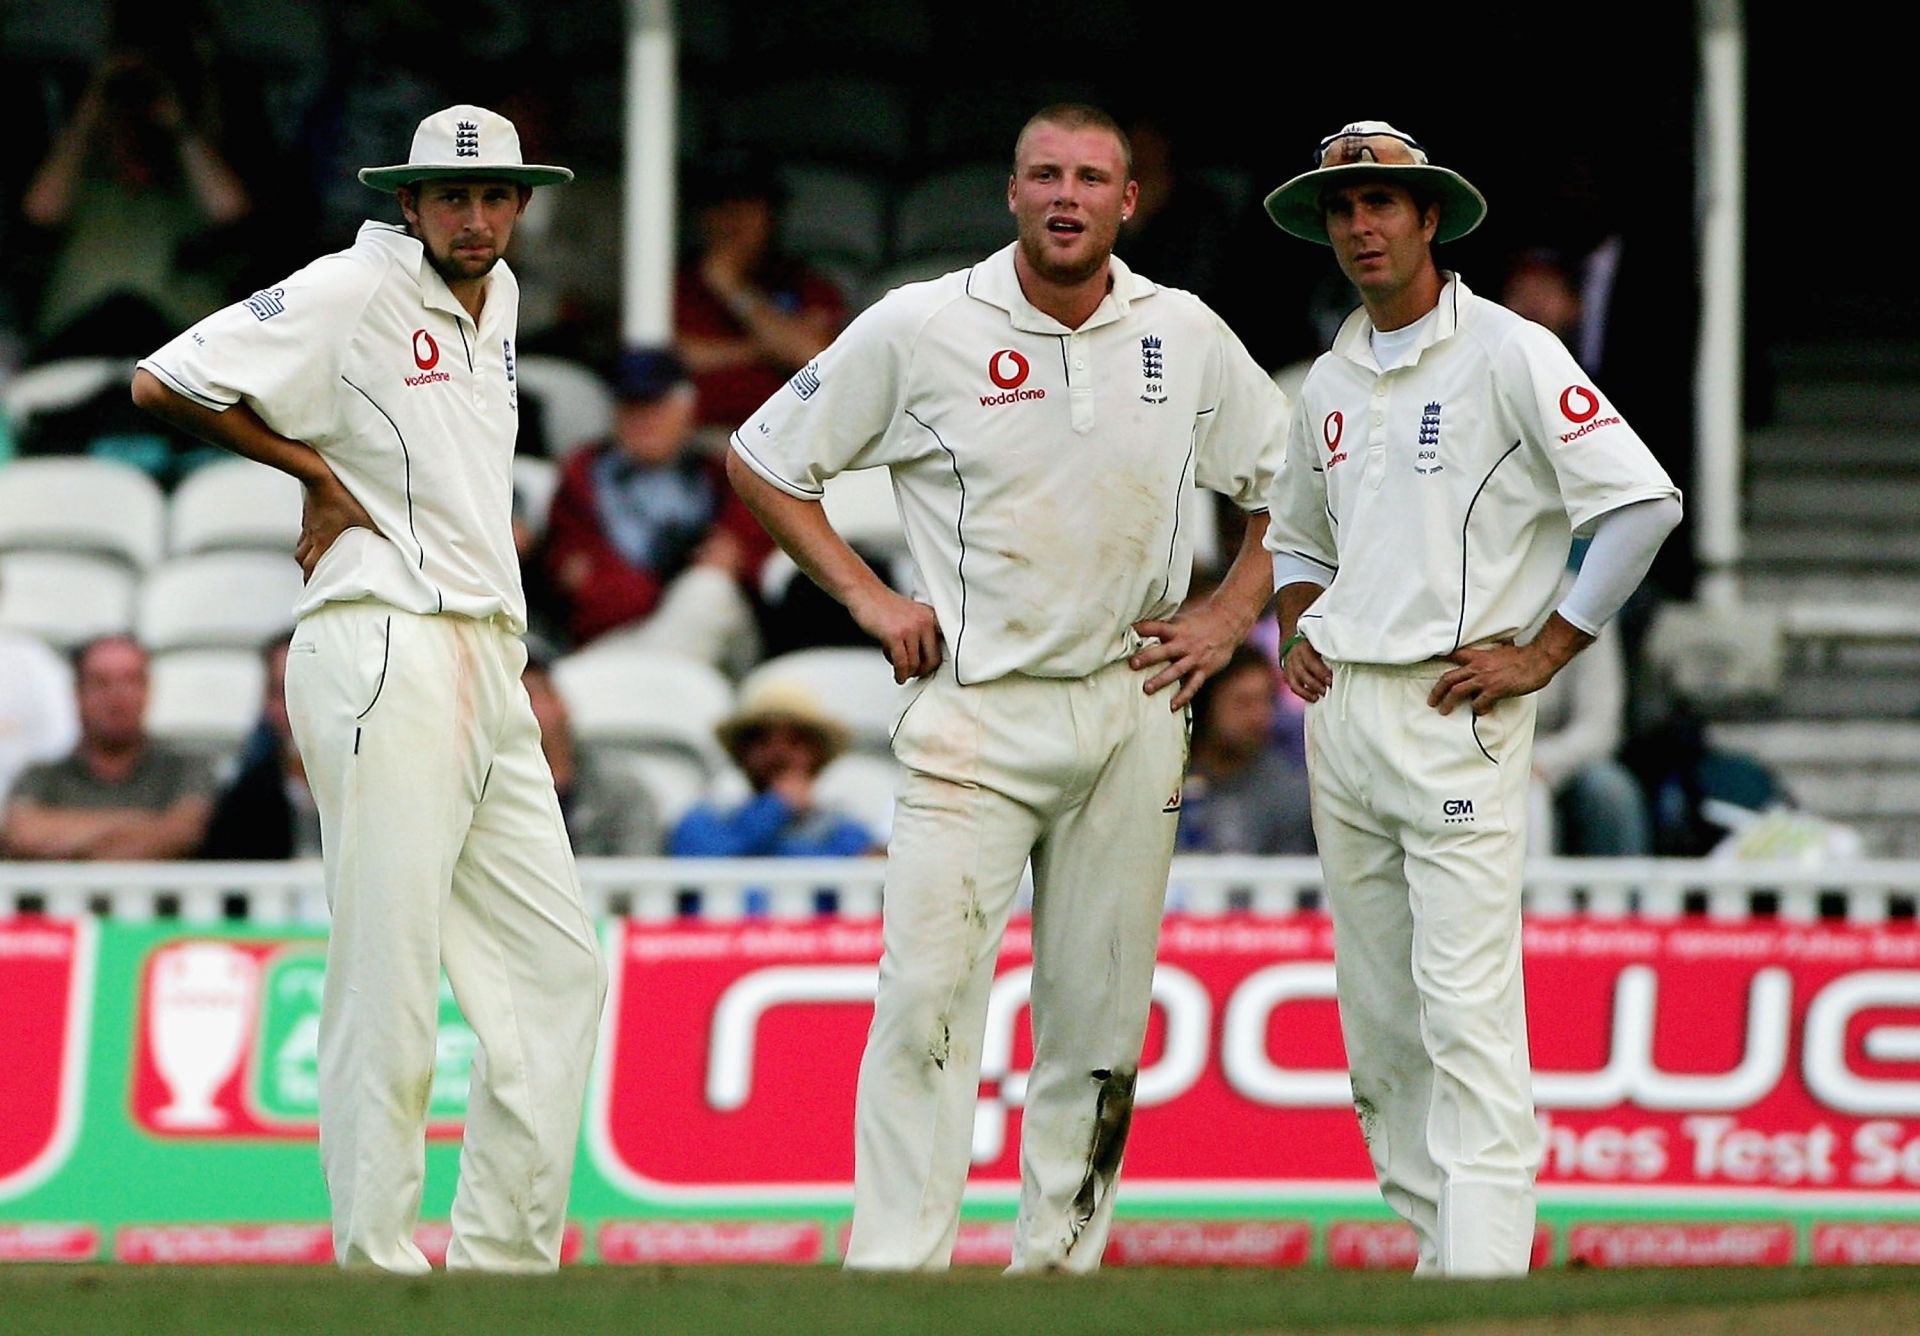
[1281,634,1332,704]
[1428,641,1554,716]
[851,587,942,684]
[1131,606,1241,711]
[295,473,380,581]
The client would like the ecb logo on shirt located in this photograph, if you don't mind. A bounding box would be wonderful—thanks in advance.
[504,338,517,411]
[1139,336,1167,404]
[1415,401,1444,474]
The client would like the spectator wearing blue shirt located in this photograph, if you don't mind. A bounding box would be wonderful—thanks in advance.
[671,680,875,858]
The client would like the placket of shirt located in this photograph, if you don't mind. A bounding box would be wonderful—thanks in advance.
[1364,368,1391,491]
[457,309,488,412]
[1063,327,1095,433]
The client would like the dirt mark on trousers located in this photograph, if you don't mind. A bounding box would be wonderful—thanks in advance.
[1066,1067,1137,1250]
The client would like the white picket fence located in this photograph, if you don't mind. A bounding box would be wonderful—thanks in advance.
[2,857,1916,924]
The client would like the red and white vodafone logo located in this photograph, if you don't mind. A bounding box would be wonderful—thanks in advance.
[1560,385,1600,423]
[412,329,440,371]
[988,349,1029,390]
[1323,411,1344,450]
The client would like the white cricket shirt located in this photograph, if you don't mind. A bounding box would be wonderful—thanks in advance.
[139,222,527,631]
[733,244,1286,684]
[1265,276,1679,665]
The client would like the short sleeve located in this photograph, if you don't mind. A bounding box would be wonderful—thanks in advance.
[728,289,926,499]
[1496,323,1680,536]
[1192,310,1289,512]
[137,251,382,445]
[1262,381,1339,584]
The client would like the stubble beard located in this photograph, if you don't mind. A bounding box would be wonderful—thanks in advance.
[1018,227,1111,289]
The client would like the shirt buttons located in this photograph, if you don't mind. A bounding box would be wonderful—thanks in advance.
[1073,359,1086,371]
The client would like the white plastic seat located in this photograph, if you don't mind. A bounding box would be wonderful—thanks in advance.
[146,649,266,756]
[0,457,167,568]
[515,354,614,458]
[777,165,888,269]
[600,746,712,828]
[735,647,907,754]
[552,646,734,768]
[816,751,901,841]
[821,466,906,554]
[169,457,303,556]
[512,455,561,541]
[136,553,304,653]
[0,356,132,436]
[0,551,136,649]
[893,164,1019,259]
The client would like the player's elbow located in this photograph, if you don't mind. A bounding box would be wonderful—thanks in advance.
[130,367,168,415]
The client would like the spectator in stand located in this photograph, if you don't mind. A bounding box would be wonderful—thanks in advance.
[541,349,773,665]
[1113,117,1235,310]
[521,641,662,857]
[670,680,876,859]
[20,47,252,360]
[0,619,79,810]
[1176,646,1314,856]
[200,635,319,860]
[1,635,214,860]
[1525,573,1653,856]
[674,151,845,432]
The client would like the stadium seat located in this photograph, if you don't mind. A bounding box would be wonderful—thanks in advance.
[893,164,1019,260]
[611,747,713,828]
[146,648,266,759]
[168,457,303,556]
[136,553,303,653]
[735,646,906,754]
[551,646,734,766]
[821,467,907,554]
[716,77,912,168]
[512,454,560,542]
[515,354,614,458]
[0,356,131,438]
[0,456,167,569]
[0,551,136,649]
[816,751,901,841]
[777,165,889,270]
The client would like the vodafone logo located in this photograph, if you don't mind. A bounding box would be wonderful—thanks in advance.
[989,349,1029,390]
[405,328,450,388]
[1560,385,1600,423]
[980,348,1044,408]
[1322,411,1348,469]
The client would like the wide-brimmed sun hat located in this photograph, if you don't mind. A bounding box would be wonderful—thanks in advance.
[1264,120,1486,245]
[715,679,850,768]
[358,104,573,192]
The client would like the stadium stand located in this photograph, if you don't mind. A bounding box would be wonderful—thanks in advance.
[167,457,302,557]
[0,456,167,570]
[135,553,302,653]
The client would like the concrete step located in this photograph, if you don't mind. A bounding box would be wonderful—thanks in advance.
[1769,673,1920,718]
[1710,720,1920,767]
[1769,382,1920,429]
[1742,527,1920,567]
[1742,572,1920,605]
[1747,478,1920,525]
[1746,427,1920,469]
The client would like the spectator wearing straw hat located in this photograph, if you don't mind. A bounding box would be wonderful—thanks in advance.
[669,679,876,859]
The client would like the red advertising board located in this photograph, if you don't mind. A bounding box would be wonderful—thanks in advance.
[588,915,1920,1208]
[0,919,90,1200]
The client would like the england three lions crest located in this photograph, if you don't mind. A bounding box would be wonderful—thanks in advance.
[1140,336,1167,404]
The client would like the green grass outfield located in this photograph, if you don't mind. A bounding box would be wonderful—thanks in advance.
[3,1264,1920,1335]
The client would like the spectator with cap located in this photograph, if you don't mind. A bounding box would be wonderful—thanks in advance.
[200,634,319,860]
[540,348,774,664]
[520,639,662,857]
[674,151,846,431]
[2,635,215,860]
[669,679,876,859]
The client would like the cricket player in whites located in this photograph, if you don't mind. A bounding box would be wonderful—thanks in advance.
[131,106,604,1272]
[728,104,1287,1269]
[1262,122,1681,1275]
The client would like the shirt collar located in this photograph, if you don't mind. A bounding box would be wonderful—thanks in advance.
[356,220,489,325]
[1332,271,1472,371]
[966,242,1157,334]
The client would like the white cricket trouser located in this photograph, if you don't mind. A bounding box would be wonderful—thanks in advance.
[284,602,607,1274]
[845,657,1187,1273]
[1304,660,1542,1278]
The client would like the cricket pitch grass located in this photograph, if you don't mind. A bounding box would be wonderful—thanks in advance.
[4,1263,1920,1335]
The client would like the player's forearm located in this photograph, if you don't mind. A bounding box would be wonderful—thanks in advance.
[725,450,893,612]
[1,805,125,859]
[85,802,211,860]
[1523,612,1595,681]
[176,132,252,225]
[131,369,333,488]
[1275,580,1326,644]
[1201,511,1276,640]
